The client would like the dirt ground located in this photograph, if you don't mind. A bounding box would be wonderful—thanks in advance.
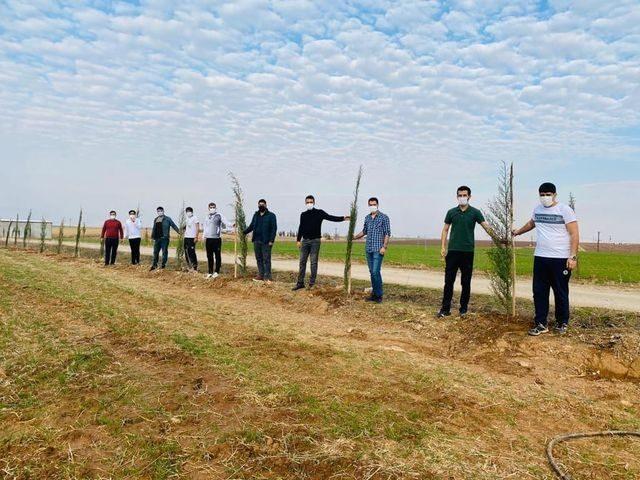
[0,249,638,479]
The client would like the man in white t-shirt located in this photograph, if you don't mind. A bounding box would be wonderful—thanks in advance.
[513,182,580,336]
[183,206,200,271]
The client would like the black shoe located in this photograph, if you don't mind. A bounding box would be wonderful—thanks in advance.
[528,324,549,336]
[160,265,166,269]
[437,310,451,318]
[374,296,383,303]
[459,309,468,317]
[365,295,378,302]
[292,284,305,291]
[149,266,157,271]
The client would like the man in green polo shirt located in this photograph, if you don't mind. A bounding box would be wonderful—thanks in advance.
[437,186,499,318]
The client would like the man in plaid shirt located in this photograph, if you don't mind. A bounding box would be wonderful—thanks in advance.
[353,197,391,303]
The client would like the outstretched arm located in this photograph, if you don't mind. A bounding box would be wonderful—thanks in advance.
[512,219,535,237]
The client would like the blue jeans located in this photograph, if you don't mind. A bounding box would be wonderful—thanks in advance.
[366,251,384,298]
[152,237,170,267]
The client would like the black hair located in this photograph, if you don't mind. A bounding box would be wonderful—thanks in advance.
[539,182,557,194]
[157,206,164,211]
[305,195,315,202]
[368,197,379,205]
[109,210,116,215]
[457,185,471,195]
[258,199,267,204]
[185,206,193,213]
[208,202,216,208]
[128,210,136,215]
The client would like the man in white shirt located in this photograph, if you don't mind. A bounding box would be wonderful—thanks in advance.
[183,206,199,271]
[201,202,233,278]
[124,209,143,265]
[513,182,579,336]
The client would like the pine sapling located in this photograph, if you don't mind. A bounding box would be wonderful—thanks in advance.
[23,210,32,249]
[39,217,47,253]
[74,209,83,257]
[485,161,515,316]
[230,173,248,276]
[344,166,363,294]
[56,219,65,254]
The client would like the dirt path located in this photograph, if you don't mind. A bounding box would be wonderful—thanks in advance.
[64,241,640,312]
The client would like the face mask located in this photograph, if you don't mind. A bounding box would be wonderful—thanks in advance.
[540,195,554,207]
[258,205,266,212]
[209,208,216,214]
[306,203,314,210]
[369,205,378,213]
[458,197,469,206]
[129,215,136,220]
[157,211,164,216]
[186,212,193,218]
[110,214,116,219]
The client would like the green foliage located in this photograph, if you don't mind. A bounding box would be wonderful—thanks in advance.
[175,203,186,270]
[22,210,32,248]
[344,166,363,293]
[4,220,13,247]
[13,214,19,246]
[56,219,65,254]
[74,209,83,257]
[485,161,514,314]
[39,217,47,253]
[230,172,248,275]
[568,192,576,212]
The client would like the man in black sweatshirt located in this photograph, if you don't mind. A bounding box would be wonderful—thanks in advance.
[293,195,349,290]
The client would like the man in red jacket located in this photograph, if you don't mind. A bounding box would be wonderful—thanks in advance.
[101,210,123,266]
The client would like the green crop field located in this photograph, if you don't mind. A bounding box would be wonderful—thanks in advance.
[219,241,640,284]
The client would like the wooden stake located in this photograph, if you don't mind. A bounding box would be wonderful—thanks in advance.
[510,162,517,318]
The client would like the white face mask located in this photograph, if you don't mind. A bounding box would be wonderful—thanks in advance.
[110,214,116,219]
[458,196,469,206]
[540,195,554,207]
[369,205,378,213]
[209,208,216,214]
[129,215,136,220]
[306,203,314,210]
[186,212,193,218]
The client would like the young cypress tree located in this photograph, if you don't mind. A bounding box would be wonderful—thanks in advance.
[56,219,65,254]
[344,166,363,294]
[39,217,47,253]
[74,209,83,257]
[22,210,32,249]
[175,203,186,270]
[13,214,19,247]
[229,173,248,276]
[4,220,13,248]
[485,161,515,316]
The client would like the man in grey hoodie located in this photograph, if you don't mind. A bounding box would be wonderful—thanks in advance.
[201,202,233,278]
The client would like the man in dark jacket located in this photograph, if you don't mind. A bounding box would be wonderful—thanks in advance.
[101,210,123,266]
[150,206,180,271]
[293,195,349,290]
[243,199,277,282]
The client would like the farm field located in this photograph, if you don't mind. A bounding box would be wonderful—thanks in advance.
[1,248,639,479]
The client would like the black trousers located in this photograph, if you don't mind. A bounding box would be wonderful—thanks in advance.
[184,238,198,270]
[533,256,571,327]
[104,237,119,265]
[254,240,273,280]
[441,251,474,312]
[129,238,141,265]
[206,238,222,274]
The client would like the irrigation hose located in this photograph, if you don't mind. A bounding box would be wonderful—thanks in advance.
[546,430,640,479]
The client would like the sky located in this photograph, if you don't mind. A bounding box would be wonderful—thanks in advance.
[1,0,639,242]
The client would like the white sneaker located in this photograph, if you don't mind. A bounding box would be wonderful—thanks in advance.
[212,272,219,279]
[204,273,212,279]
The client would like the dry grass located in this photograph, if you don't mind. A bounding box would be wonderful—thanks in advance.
[0,249,639,479]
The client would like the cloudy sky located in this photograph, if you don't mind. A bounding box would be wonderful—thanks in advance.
[1,0,639,242]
